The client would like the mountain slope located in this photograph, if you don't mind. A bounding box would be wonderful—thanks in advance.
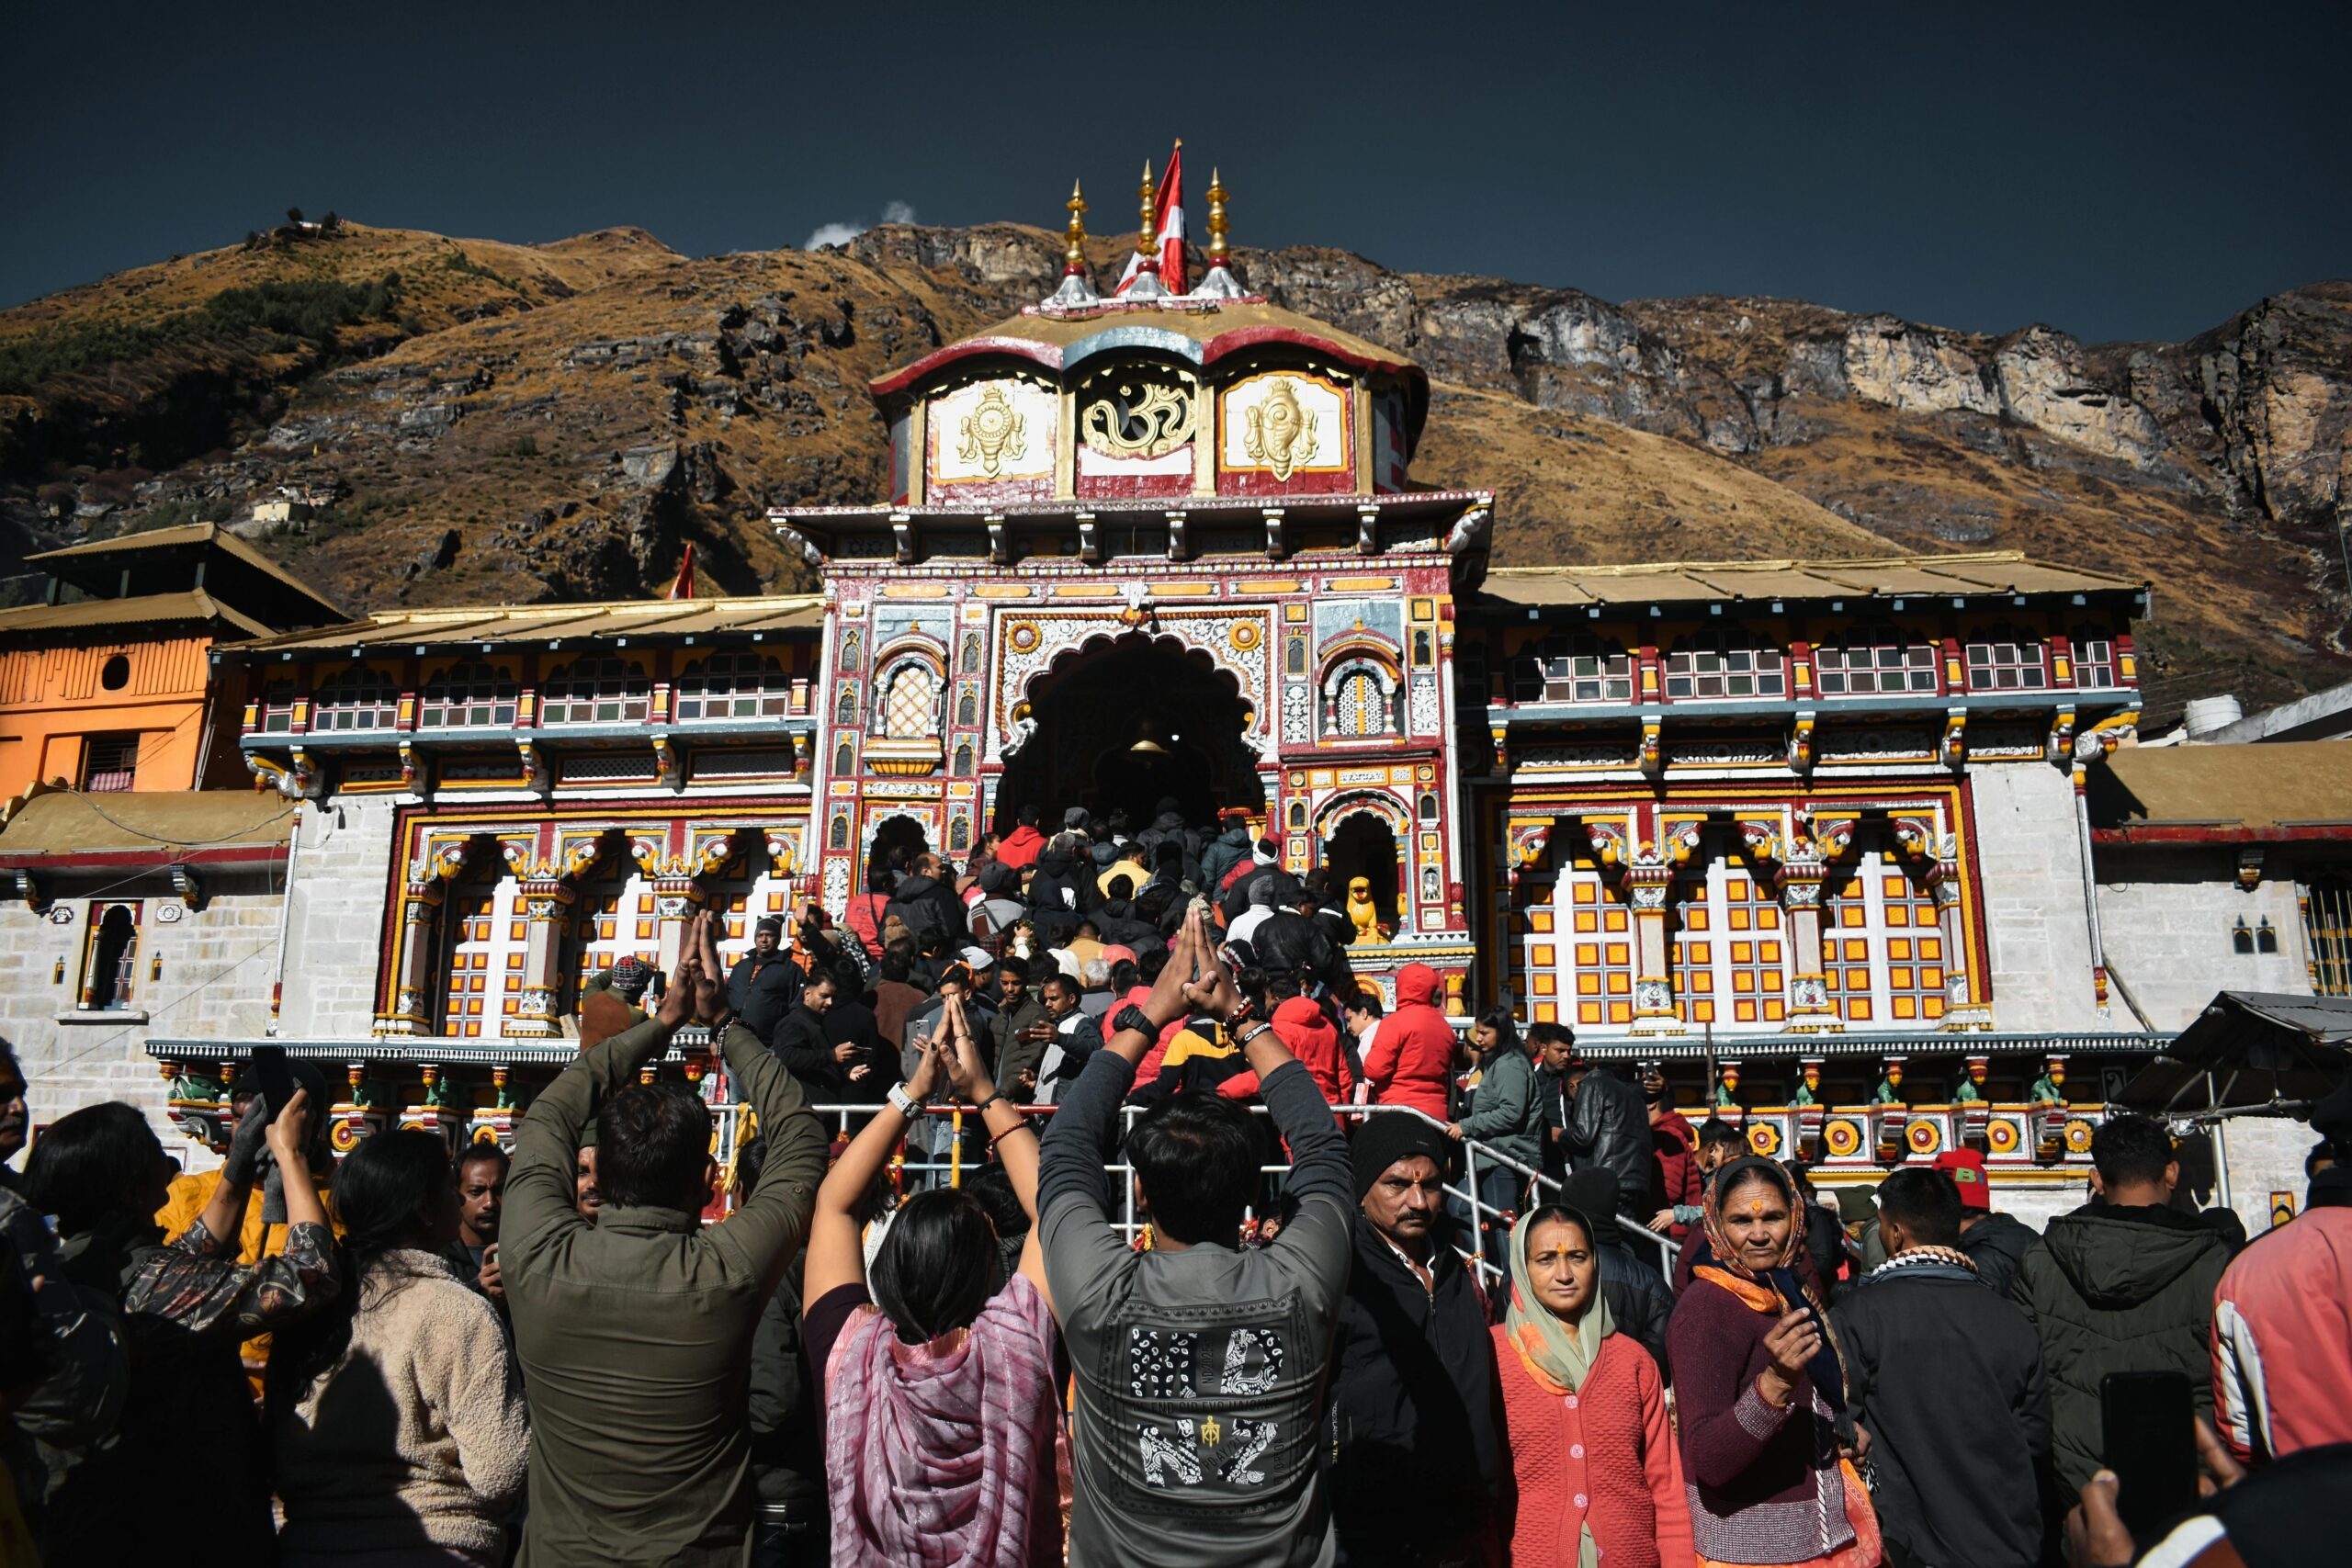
[3,220,2344,727]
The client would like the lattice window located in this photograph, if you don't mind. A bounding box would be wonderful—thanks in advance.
[259,680,300,734]
[541,656,650,726]
[420,662,518,728]
[1518,862,1635,1028]
[2307,876,2352,997]
[879,661,939,739]
[312,663,398,731]
[1333,670,1385,738]
[1666,630,1786,700]
[1674,855,1788,1027]
[1814,627,1939,695]
[2071,626,2120,690]
[81,734,139,793]
[1512,635,1632,704]
[443,880,527,1038]
[1820,846,1946,1025]
[1965,626,2051,691]
[675,651,790,720]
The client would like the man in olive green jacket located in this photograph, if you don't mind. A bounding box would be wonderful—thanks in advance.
[505,914,828,1566]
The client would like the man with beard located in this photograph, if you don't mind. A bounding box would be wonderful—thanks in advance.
[0,1041,26,1188]
[1325,1114,1498,1567]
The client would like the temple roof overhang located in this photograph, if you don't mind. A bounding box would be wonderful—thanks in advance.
[215,594,825,659]
[0,787,294,871]
[872,298,1425,397]
[2088,739,2352,845]
[1473,552,2150,616]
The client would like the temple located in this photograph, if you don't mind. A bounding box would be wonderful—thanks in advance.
[6,168,2346,1219]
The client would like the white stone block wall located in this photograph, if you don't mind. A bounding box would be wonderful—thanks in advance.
[1970,763,2106,1032]
[2214,1115,2321,1241]
[2095,846,2313,1032]
[279,797,400,1039]
[0,868,286,1170]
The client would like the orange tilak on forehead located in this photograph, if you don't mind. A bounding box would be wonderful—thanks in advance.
[1744,1196,1769,1218]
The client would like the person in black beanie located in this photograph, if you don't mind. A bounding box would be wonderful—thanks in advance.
[1325,1112,1500,1567]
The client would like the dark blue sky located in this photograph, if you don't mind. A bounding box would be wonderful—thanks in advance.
[7,2,2345,343]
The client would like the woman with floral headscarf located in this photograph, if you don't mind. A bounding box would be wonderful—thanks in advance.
[1491,1202,1692,1568]
[1667,1155,1881,1568]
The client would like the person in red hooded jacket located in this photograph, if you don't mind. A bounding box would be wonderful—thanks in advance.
[993,803,1047,872]
[1363,963,1458,1122]
[1216,989,1355,1122]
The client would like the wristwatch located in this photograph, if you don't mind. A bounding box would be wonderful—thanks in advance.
[1112,1004,1154,1039]
[887,1083,921,1119]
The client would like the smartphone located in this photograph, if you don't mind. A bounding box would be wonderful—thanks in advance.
[2102,1370,2198,1547]
[250,1045,296,1120]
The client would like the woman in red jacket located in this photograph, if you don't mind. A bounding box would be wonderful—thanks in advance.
[1492,1202,1692,1568]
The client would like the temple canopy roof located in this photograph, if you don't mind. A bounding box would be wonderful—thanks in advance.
[216,594,823,657]
[1476,551,2148,613]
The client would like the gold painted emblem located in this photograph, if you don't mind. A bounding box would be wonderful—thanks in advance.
[1243,378,1317,480]
[1198,1416,1222,1447]
[957,385,1028,478]
[1081,377,1195,459]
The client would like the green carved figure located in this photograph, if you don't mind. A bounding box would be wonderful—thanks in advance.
[1953,1077,1984,1103]
[2029,1069,2067,1106]
[1871,1068,1906,1104]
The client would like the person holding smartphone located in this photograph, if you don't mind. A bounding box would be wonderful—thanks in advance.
[1667,1155,1880,1568]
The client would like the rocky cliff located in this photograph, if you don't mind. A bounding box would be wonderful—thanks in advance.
[3,220,2344,726]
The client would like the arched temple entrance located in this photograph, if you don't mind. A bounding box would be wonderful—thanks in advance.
[1321,800,1407,937]
[996,637,1265,831]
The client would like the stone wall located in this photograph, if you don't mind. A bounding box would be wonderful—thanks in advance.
[0,865,286,1167]
[2096,846,2313,1031]
[1970,763,2107,1032]
[277,797,399,1039]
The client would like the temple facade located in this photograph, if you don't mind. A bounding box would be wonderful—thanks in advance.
[5,200,2343,1222]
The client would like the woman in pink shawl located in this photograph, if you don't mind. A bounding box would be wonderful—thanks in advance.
[803,989,1063,1567]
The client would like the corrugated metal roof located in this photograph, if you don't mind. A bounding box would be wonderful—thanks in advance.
[2115,990,2352,1112]
[1483,552,2145,610]
[0,590,275,640]
[220,595,825,654]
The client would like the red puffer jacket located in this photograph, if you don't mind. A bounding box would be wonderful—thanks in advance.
[1217,996,1354,1115]
[1363,964,1457,1122]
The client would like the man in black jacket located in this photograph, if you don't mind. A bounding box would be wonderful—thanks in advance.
[1833,1167,2051,1568]
[883,852,966,946]
[1549,1033,1650,1216]
[727,916,803,1045]
[1936,1148,2037,1297]
[770,971,889,1103]
[1326,1114,1498,1568]
[1557,1168,1675,1379]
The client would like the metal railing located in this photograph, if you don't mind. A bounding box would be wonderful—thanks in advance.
[786,1099,1680,1290]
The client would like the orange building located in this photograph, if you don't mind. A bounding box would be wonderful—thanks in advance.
[0,524,345,799]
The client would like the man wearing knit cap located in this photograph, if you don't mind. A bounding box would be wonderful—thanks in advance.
[579,955,657,1040]
[1935,1146,2035,1297]
[1326,1113,1498,1567]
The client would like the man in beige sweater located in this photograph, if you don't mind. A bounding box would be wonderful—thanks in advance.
[503,912,828,1567]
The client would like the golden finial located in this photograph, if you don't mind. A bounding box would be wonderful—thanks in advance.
[1137,159,1159,264]
[1064,179,1088,276]
[1207,166,1228,266]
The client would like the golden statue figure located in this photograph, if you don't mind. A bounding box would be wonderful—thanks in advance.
[1242,378,1317,480]
[1347,876,1381,942]
[957,384,1027,477]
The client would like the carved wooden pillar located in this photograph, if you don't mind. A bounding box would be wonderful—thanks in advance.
[512,881,573,1039]
[1777,855,1839,1032]
[378,882,446,1036]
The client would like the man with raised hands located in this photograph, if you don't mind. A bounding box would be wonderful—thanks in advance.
[1038,906,1355,1567]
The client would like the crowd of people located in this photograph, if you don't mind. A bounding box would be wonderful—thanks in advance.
[0,795,2348,1568]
